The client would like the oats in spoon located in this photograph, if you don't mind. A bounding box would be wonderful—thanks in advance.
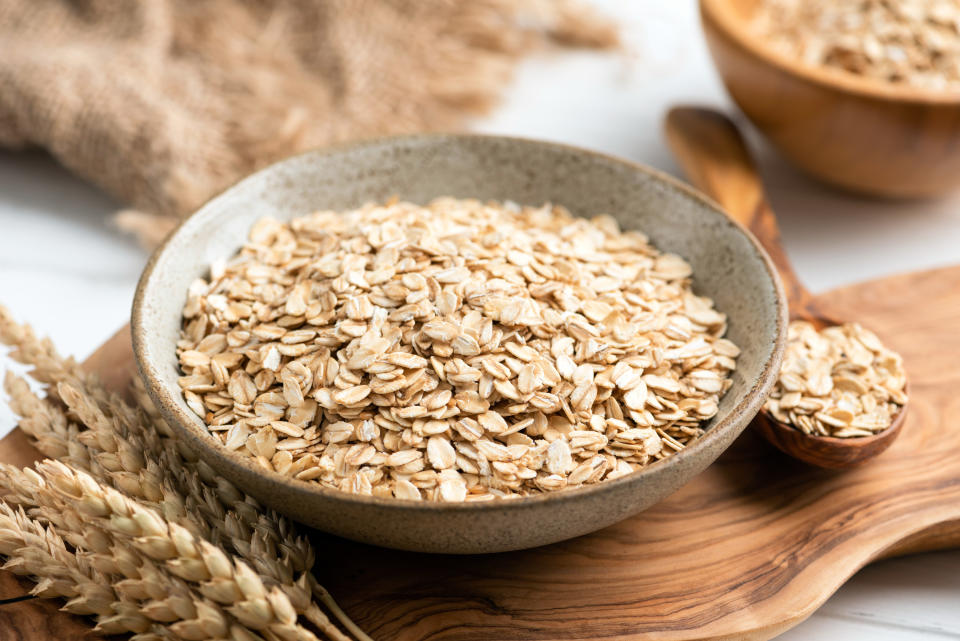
[764,321,907,438]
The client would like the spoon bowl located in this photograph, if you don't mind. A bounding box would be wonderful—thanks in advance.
[664,106,909,469]
[753,390,908,469]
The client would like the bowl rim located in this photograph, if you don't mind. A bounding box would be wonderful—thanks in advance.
[700,0,960,105]
[132,132,787,514]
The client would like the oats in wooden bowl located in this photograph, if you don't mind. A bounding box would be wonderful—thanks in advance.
[702,0,960,198]
[753,0,960,91]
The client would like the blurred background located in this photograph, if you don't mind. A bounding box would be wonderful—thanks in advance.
[0,1,958,638]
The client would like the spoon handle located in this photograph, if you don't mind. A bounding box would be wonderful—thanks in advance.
[664,106,815,319]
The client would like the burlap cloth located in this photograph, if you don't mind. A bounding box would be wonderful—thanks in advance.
[0,0,616,247]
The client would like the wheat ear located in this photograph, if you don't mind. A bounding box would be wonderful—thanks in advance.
[4,373,205,538]
[3,372,92,469]
[2,386,346,641]
[0,465,254,641]
[0,459,354,641]
[0,501,200,640]
[0,306,105,406]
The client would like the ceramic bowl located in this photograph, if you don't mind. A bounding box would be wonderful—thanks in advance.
[132,134,786,554]
[701,0,960,198]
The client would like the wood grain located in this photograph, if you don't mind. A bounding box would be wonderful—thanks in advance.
[701,0,960,199]
[2,267,959,639]
[0,585,100,641]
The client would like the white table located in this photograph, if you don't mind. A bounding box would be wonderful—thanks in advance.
[1,1,958,638]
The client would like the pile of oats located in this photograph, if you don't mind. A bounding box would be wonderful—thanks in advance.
[177,198,739,502]
[764,321,907,438]
[753,0,960,90]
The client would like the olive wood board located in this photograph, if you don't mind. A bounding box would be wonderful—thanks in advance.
[2,264,960,640]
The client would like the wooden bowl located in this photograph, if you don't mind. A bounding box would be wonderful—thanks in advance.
[701,0,960,198]
[132,134,787,553]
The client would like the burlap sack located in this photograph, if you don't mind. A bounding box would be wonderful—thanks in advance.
[0,0,616,246]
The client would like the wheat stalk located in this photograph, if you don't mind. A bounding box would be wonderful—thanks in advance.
[0,465,243,640]
[0,459,353,641]
[0,307,369,640]
[5,373,209,537]
[2,373,90,468]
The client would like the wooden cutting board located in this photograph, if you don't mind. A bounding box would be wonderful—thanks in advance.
[2,264,960,640]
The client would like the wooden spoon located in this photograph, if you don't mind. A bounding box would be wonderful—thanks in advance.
[664,106,908,469]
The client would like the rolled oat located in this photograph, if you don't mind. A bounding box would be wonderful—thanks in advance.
[177,198,739,501]
[764,321,907,438]
[753,0,960,90]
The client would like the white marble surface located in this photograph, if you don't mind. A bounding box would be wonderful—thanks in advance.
[1,0,958,638]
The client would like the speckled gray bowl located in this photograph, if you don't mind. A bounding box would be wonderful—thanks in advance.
[133,134,786,554]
